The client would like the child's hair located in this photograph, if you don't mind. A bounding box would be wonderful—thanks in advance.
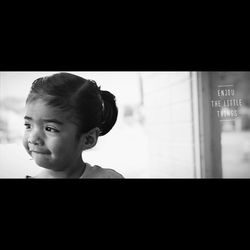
[25,72,118,136]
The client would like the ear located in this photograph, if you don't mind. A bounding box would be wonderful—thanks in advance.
[81,127,100,150]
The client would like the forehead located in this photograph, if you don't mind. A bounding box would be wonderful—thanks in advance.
[25,99,72,121]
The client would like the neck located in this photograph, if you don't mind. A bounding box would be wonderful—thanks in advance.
[36,159,86,179]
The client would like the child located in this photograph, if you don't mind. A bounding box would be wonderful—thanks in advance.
[23,72,124,178]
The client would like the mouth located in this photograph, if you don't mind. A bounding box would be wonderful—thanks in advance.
[31,150,50,155]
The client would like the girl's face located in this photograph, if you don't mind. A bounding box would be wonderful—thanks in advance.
[23,99,84,171]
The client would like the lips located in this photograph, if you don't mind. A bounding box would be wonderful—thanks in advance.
[30,150,50,155]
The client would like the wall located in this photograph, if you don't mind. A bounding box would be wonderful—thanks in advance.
[141,72,197,177]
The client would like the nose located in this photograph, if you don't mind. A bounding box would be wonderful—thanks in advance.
[28,128,44,146]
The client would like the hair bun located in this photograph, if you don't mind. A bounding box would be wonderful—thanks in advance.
[99,90,118,136]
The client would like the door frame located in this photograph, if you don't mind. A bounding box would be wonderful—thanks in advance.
[195,72,223,178]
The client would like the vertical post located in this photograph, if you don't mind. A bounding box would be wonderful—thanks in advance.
[138,72,144,107]
[197,72,223,178]
[190,72,202,178]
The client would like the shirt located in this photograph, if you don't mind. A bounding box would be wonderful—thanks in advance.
[26,162,124,179]
[80,163,124,179]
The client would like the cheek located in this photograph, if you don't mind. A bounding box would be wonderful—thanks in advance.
[48,138,70,156]
[50,137,80,159]
[22,133,31,155]
[51,141,74,157]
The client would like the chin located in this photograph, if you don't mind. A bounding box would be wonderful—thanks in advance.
[34,160,51,169]
[33,156,53,169]
[35,160,65,172]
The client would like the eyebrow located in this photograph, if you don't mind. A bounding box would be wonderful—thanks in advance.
[24,116,64,125]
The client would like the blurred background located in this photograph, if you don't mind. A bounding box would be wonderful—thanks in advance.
[0,71,250,178]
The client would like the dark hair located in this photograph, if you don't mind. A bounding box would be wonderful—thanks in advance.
[25,72,118,136]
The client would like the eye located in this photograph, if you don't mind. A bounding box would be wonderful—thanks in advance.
[45,126,59,133]
[24,123,31,129]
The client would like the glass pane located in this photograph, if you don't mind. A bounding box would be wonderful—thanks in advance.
[211,72,250,178]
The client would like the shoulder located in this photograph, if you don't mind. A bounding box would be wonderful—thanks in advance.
[82,163,124,179]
